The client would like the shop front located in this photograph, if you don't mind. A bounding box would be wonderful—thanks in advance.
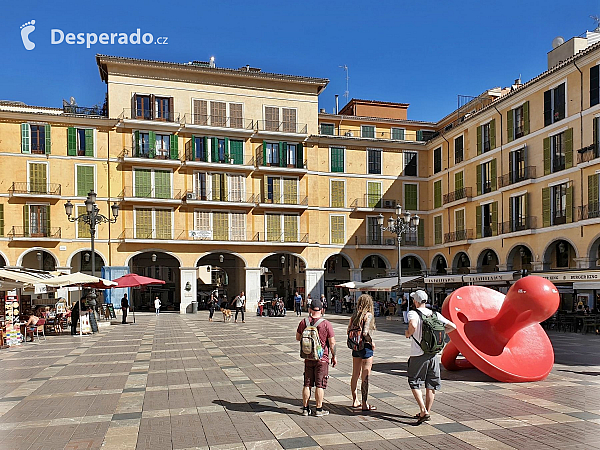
[535,270,600,312]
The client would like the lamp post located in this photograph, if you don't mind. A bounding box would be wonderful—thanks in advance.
[377,205,420,317]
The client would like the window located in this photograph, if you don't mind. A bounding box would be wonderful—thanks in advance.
[193,211,211,239]
[433,180,442,208]
[403,151,417,176]
[266,214,281,241]
[434,215,442,245]
[320,123,335,135]
[478,160,496,195]
[287,144,297,166]
[367,217,382,245]
[544,129,573,174]
[477,120,496,154]
[155,97,171,121]
[266,176,280,203]
[210,173,226,201]
[589,174,600,217]
[330,180,345,208]
[230,103,243,128]
[509,147,526,183]
[391,128,405,140]
[544,83,566,126]
[228,174,245,202]
[553,183,569,225]
[330,215,345,244]
[404,184,418,211]
[454,171,464,193]
[367,181,382,208]
[155,209,172,239]
[508,102,529,142]
[331,147,344,172]
[154,133,171,159]
[134,168,171,199]
[282,108,297,133]
[25,204,50,237]
[230,212,245,240]
[510,194,527,232]
[27,162,47,195]
[213,212,229,241]
[76,165,94,197]
[266,142,279,165]
[552,132,565,172]
[361,125,375,138]
[193,99,208,125]
[283,214,298,242]
[476,202,497,238]
[211,101,227,127]
[135,94,152,120]
[368,149,382,174]
[455,209,465,232]
[266,214,298,242]
[30,125,47,154]
[194,173,207,199]
[229,139,244,165]
[282,178,298,204]
[454,136,463,164]
[265,106,280,131]
[591,65,599,107]
[67,127,94,157]
[434,147,442,173]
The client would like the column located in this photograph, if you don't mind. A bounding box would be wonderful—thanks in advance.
[349,268,362,282]
[531,261,544,272]
[574,257,591,269]
[55,266,72,274]
[497,264,508,272]
[179,267,197,314]
[102,266,129,308]
[305,268,325,300]
[245,268,261,314]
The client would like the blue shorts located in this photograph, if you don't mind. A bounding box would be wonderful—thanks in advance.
[352,344,373,359]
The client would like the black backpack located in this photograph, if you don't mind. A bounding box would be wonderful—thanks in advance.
[412,309,447,354]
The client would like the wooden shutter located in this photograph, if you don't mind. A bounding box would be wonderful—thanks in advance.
[434,215,442,245]
[149,131,156,158]
[434,180,441,208]
[44,124,51,155]
[279,141,285,167]
[491,159,497,191]
[262,140,267,165]
[134,130,140,157]
[30,163,47,194]
[542,187,550,227]
[491,201,498,236]
[330,215,344,244]
[84,129,94,157]
[193,100,208,125]
[67,127,76,156]
[592,66,600,107]
[272,177,281,204]
[230,140,243,164]
[476,126,482,155]
[589,175,599,215]
[476,164,482,196]
[283,215,298,242]
[331,147,343,172]
[155,170,170,199]
[454,172,463,191]
[331,180,344,208]
[229,103,243,128]
[21,123,31,154]
[45,205,51,235]
[188,135,195,161]
[489,119,496,149]
[507,109,514,143]
[135,208,152,239]
[476,205,482,238]
[543,137,551,175]
[367,182,381,208]
[211,173,221,201]
[544,90,552,126]
[404,184,418,211]
[23,205,29,236]
[230,212,245,240]
[134,169,151,198]
[566,184,573,223]
[455,209,465,231]
[418,220,424,246]
[523,101,530,135]
[509,197,513,230]
[194,211,211,237]
[170,135,178,160]
[76,166,94,197]
[296,142,304,168]
[594,118,599,154]
[210,101,226,127]
[155,209,172,239]
[211,137,218,162]
[203,137,209,162]
[77,206,90,238]
[283,178,297,204]
[212,212,229,241]
[564,128,573,169]
[266,214,281,241]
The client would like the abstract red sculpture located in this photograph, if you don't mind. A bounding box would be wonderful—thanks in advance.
[441,276,560,382]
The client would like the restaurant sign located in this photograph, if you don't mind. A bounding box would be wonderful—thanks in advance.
[535,270,600,283]
[424,275,464,284]
[462,272,516,283]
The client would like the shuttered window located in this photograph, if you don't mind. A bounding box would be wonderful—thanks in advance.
[29,163,47,194]
[331,147,344,172]
[320,123,335,135]
[265,107,279,131]
[211,101,227,127]
[213,212,229,240]
[76,165,94,197]
[134,169,152,198]
[283,178,297,204]
[368,149,382,174]
[367,182,382,208]
[229,103,243,128]
[434,180,442,208]
[330,180,345,208]
[193,211,211,239]
[434,147,442,173]
[154,170,171,199]
[454,136,463,163]
[228,174,245,202]
[404,184,418,211]
[591,65,600,107]
[135,209,153,239]
[403,151,417,176]
[434,215,442,245]
[229,140,244,165]
[455,209,465,232]
[330,215,345,244]
[361,125,375,138]
[282,108,296,133]
[266,214,281,241]
[193,100,208,125]
[391,127,405,140]
[230,212,245,241]
[455,171,464,192]
[283,214,298,242]
[544,83,566,126]
[589,174,599,216]
[155,209,172,239]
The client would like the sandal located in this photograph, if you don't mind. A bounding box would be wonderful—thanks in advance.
[362,405,377,411]
[415,413,431,422]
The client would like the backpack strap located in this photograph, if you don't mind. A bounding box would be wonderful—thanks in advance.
[304,317,310,328]
[411,309,424,347]
[313,318,325,328]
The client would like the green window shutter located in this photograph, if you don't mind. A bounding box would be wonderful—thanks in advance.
[134,169,151,198]
[367,182,381,208]
[279,141,286,167]
[543,137,551,175]
[589,174,599,209]
[489,119,496,149]
[565,128,573,169]
[542,187,550,227]
[434,216,442,245]
[262,140,267,166]
[44,124,51,154]
[331,147,344,172]
[507,110,514,143]
[67,127,76,156]
[296,142,304,168]
[331,180,344,208]
[476,126,482,155]
[21,123,30,154]
[523,101,530,136]
[434,180,441,208]
[230,140,243,164]
[491,201,498,236]
[525,192,529,217]
[476,164,482,196]
[46,205,51,233]
[76,166,94,197]
[566,185,573,223]
[170,135,178,160]
[454,172,463,191]
[212,137,218,162]
[404,184,418,211]
[224,137,230,162]
[134,130,140,157]
[491,159,497,191]
[476,205,482,238]
[155,170,171,199]
[418,220,424,246]
[84,129,94,156]
[149,131,156,158]
[416,130,423,141]
[203,137,209,162]
[23,205,29,236]
[509,197,513,227]
[30,163,47,194]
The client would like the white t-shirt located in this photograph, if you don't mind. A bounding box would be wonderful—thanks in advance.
[407,306,453,357]
[307,297,312,306]
[235,295,245,307]
[154,299,161,309]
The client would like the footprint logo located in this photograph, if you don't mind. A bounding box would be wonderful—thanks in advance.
[20,20,36,50]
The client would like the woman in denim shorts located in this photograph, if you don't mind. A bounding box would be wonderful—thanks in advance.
[348,294,376,411]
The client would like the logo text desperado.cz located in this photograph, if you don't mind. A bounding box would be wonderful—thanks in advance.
[51,29,168,48]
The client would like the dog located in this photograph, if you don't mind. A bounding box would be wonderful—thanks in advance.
[220,307,232,322]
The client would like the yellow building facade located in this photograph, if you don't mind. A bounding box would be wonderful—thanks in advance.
[1,39,600,313]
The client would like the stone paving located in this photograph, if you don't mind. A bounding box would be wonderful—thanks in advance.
[1,311,600,449]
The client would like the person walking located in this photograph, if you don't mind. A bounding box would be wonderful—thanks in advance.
[121,294,129,325]
[154,296,161,315]
[294,291,302,316]
[405,290,456,423]
[234,291,246,323]
[306,294,312,312]
[296,298,336,417]
[208,291,217,321]
[320,294,327,314]
[348,294,377,411]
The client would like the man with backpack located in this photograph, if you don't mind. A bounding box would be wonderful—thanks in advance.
[296,298,337,417]
[405,290,456,423]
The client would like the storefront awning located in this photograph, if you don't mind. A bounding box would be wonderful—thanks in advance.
[0,269,54,285]
[350,276,422,292]
[573,282,600,290]
[424,275,465,284]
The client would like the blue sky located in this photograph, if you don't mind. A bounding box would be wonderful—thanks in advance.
[0,0,597,122]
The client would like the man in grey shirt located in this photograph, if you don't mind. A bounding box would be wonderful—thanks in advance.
[234,291,246,323]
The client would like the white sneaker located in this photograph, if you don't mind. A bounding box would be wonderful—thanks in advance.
[302,406,311,416]
[315,409,329,417]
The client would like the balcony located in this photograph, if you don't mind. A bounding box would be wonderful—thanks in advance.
[499,216,537,234]
[63,104,106,117]
[443,187,472,205]
[351,196,398,210]
[444,229,473,243]
[258,195,308,208]
[118,187,182,203]
[119,108,180,123]
[8,182,61,197]
[255,154,307,171]
[118,228,309,244]
[182,114,254,130]
[255,232,309,243]
[118,228,185,242]
[183,147,255,168]
[183,191,257,206]
[481,225,495,238]
[318,126,436,142]
[577,204,600,221]
[498,166,536,188]
[8,226,61,240]
[577,144,599,164]
[354,236,396,246]
[255,120,307,135]
[119,147,181,164]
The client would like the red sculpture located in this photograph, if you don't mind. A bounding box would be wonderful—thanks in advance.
[441,276,560,382]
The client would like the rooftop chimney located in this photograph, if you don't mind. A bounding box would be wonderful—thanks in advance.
[335,95,339,114]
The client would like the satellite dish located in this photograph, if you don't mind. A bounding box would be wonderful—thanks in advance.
[552,36,565,49]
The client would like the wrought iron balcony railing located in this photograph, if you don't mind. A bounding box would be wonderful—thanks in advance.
[118,187,182,200]
[183,191,257,204]
[120,147,180,161]
[499,216,537,234]
[255,120,307,134]
[256,153,307,169]
[119,108,180,123]
[351,196,398,209]
[577,144,599,164]
[8,226,61,240]
[181,114,254,130]
[8,182,61,196]
[498,166,536,188]
[63,104,107,117]
[443,187,472,204]
[184,146,254,165]
[444,229,473,243]
[577,204,600,221]
[260,195,308,206]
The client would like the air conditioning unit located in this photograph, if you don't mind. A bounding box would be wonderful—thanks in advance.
[344,131,353,137]
[383,199,396,208]
[385,238,395,245]
[186,192,197,200]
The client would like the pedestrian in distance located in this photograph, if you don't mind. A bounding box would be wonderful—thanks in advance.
[121,293,129,324]
[405,290,456,423]
[296,298,337,417]
[294,291,302,316]
[154,296,161,315]
[320,294,327,314]
[208,291,217,322]
[347,294,376,411]
[306,294,312,312]
[233,291,246,323]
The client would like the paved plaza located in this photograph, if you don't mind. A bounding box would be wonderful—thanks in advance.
[1,312,600,449]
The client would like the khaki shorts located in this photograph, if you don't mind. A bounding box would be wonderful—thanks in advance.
[407,353,441,390]
[304,359,329,389]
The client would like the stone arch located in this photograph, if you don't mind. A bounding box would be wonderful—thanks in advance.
[195,250,248,268]
[66,249,108,269]
[322,252,355,269]
[124,249,183,267]
[542,238,579,270]
[17,248,59,269]
[401,253,426,270]
[359,253,391,270]
[476,248,500,272]
[0,250,9,267]
[585,232,600,269]
[452,251,471,274]
[505,243,535,271]
[259,251,307,268]
[430,253,448,275]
